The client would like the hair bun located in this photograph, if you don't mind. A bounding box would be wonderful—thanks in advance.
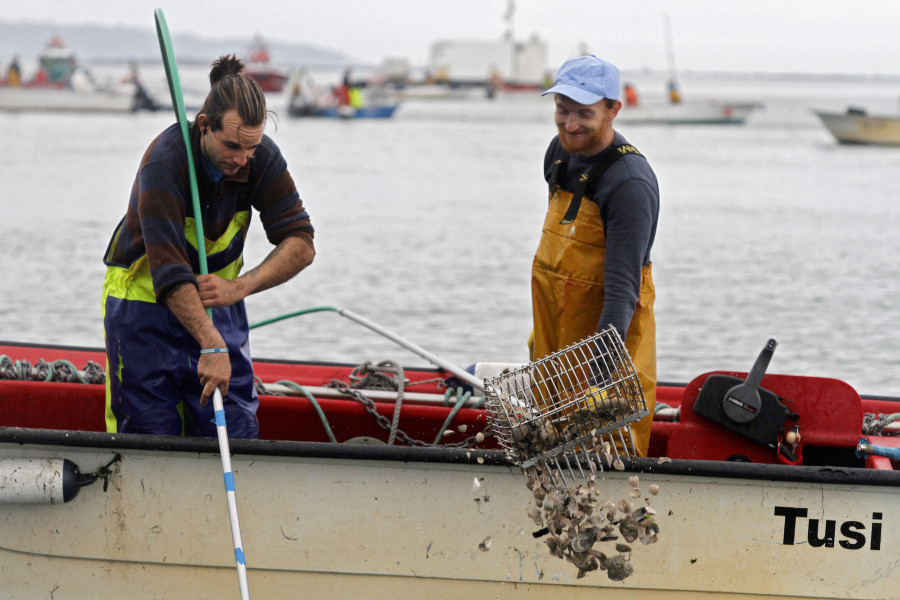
[209,54,245,86]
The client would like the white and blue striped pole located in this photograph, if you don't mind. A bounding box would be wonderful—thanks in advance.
[155,8,250,598]
[214,389,250,598]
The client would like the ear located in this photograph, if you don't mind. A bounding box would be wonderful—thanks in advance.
[197,114,208,133]
[609,101,622,118]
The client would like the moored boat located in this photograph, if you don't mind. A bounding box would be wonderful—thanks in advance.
[1,334,899,598]
[388,82,486,101]
[0,83,154,113]
[608,15,761,127]
[292,103,400,119]
[243,36,288,93]
[616,99,761,126]
[814,108,900,146]
[0,36,158,113]
[287,72,400,119]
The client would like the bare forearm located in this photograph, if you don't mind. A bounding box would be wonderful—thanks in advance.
[236,236,315,297]
[164,282,231,403]
[165,283,225,348]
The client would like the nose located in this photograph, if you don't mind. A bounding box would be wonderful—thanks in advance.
[233,151,249,166]
[564,114,580,132]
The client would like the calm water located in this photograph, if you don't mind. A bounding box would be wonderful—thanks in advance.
[3,69,900,395]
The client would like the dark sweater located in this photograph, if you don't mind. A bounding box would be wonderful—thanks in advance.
[543,131,659,338]
[104,123,314,302]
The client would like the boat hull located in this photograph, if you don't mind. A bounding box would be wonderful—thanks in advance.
[2,428,898,599]
[617,100,760,125]
[289,103,400,119]
[815,111,900,146]
[0,86,138,112]
[245,69,287,93]
[2,340,899,598]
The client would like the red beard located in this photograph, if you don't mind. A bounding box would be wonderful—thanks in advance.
[557,124,607,155]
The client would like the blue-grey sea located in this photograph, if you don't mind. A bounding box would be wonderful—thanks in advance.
[3,66,900,395]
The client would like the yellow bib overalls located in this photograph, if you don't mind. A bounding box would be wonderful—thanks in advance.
[531,185,657,456]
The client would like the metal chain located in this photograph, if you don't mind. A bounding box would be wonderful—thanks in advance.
[862,413,886,436]
[327,379,491,447]
[348,360,408,444]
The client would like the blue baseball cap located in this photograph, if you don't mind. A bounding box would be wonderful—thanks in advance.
[541,55,620,104]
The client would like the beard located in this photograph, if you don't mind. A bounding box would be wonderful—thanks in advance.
[557,124,607,155]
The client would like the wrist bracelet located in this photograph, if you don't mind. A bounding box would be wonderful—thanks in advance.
[200,347,229,355]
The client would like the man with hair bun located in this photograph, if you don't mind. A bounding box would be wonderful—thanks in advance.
[102,55,315,439]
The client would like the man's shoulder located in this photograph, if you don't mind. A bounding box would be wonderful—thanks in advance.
[545,135,564,157]
[259,132,283,154]
[250,133,286,168]
[609,132,654,171]
[145,123,186,164]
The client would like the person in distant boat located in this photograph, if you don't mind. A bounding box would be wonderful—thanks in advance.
[335,67,353,106]
[624,82,639,107]
[102,55,315,438]
[124,62,158,112]
[667,80,682,104]
[5,55,21,87]
[532,55,659,456]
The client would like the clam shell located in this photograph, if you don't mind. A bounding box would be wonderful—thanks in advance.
[639,521,660,545]
[570,528,598,553]
[618,519,640,543]
[605,555,634,581]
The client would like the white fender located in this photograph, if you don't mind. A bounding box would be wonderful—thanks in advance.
[0,458,81,504]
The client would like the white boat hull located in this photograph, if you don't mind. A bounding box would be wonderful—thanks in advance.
[815,111,900,146]
[617,100,760,125]
[0,86,137,112]
[1,430,897,599]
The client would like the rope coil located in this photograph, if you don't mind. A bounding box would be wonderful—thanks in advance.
[0,356,106,384]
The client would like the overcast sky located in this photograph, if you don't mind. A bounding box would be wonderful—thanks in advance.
[3,0,899,75]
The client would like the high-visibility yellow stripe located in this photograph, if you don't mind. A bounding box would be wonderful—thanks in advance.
[103,210,250,304]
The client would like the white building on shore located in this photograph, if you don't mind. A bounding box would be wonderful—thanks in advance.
[428,34,549,88]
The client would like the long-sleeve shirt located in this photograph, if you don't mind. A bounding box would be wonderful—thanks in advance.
[104,123,314,302]
[543,131,659,338]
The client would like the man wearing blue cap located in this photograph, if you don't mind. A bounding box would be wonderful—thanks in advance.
[531,55,659,456]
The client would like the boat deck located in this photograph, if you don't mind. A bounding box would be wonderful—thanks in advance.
[2,340,897,471]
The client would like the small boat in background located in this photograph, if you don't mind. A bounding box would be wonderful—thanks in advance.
[611,15,761,126]
[0,36,157,113]
[814,108,900,146]
[296,103,400,119]
[390,82,487,101]
[243,36,288,93]
[616,98,762,125]
[287,69,400,119]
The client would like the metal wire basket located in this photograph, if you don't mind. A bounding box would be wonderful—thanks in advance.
[484,327,649,487]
